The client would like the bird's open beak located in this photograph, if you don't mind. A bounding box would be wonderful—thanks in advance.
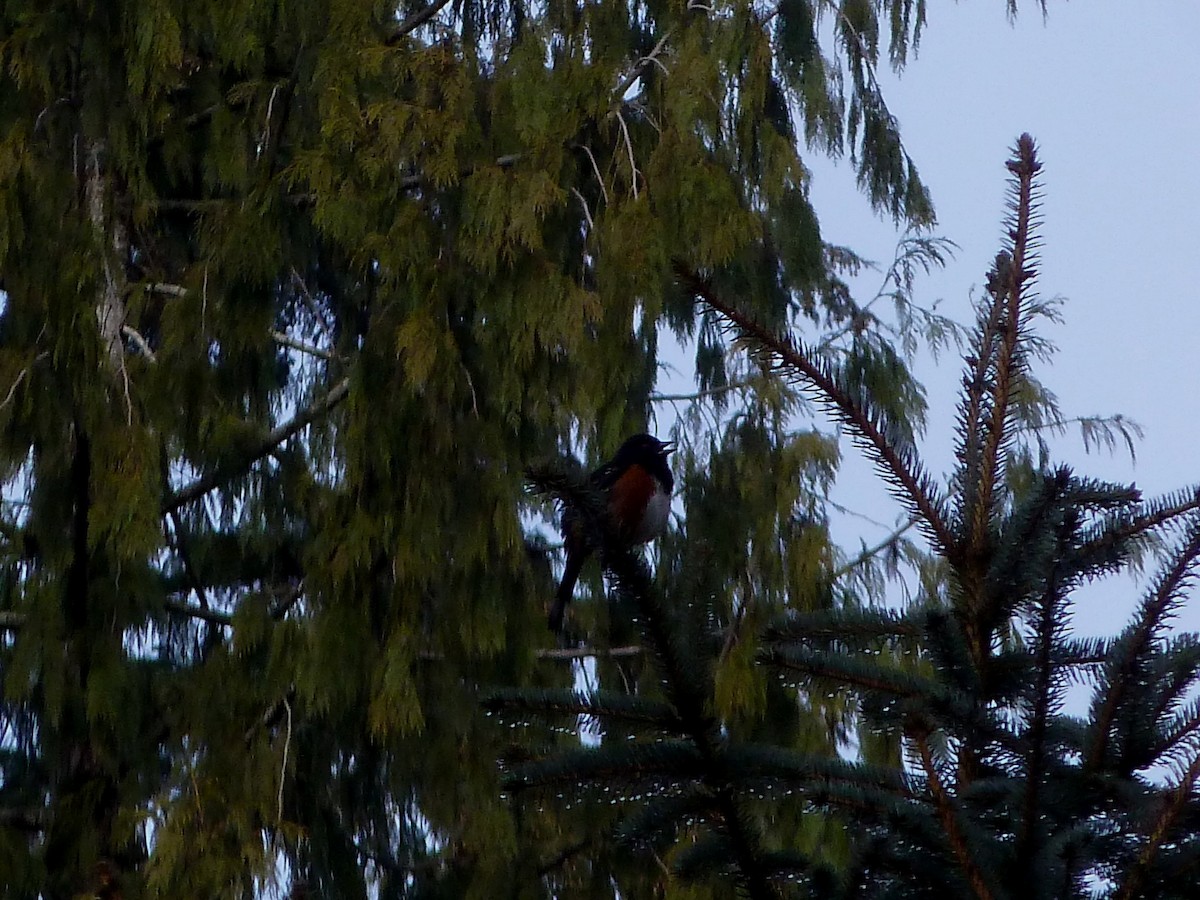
[660,441,676,456]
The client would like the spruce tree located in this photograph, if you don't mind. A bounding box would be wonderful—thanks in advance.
[498,136,1200,898]
[0,1,960,897]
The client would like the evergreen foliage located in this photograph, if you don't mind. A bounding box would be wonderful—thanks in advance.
[0,0,970,897]
[495,136,1200,898]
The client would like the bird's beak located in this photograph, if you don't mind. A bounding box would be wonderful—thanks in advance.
[660,441,676,456]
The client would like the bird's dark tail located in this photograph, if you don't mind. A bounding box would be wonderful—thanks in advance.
[549,545,586,632]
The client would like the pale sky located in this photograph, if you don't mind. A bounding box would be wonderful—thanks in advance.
[806,2,1200,635]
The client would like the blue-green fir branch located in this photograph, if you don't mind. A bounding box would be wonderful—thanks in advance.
[1086,519,1200,772]
[482,687,683,732]
[503,741,705,793]
[677,262,955,557]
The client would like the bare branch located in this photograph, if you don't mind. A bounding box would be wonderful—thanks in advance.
[651,379,764,404]
[415,645,645,662]
[163,599,232,627]
[0,807,43,832]
[163,377,351,513]
[270,330,334,361]
[147,282,188,298]
[387,0,455,45]
[535,645,643,661]
[122,325,157,362]
[613,31,673,100]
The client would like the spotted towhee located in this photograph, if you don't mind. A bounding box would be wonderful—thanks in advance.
[549,433,675,632]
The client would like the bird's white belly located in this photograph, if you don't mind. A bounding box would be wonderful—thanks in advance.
[631,487,671,543]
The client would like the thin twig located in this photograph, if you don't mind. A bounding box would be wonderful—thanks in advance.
[277,697,292,824]
[576,144,610,206]
[0,368,29,412]
[831,516,920,582]
[570,187,594,231]
[289,268,334,341]
[612,109,641,199]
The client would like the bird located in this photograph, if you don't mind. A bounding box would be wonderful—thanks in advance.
[549,433,675,632]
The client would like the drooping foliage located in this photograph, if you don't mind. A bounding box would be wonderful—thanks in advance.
[0,0,972,898]
[496,136,1200,898]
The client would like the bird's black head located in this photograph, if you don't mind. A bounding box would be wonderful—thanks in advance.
[611,433,675,487]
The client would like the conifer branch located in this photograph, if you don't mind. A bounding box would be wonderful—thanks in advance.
[537,837,593,877]
[147,282,188,298]
[397,153,521,192]
[276,697,292,825]
[526,463,781,898]
[1017,413,1143,459]
[1116,748,1200,900]
[1016,519,1074,867]
[677,264,955,555]
[163,377,351,512]
[506,742,706,789]
[1077,487,1200,562]
[971,135,1042,560]
[0,515,35,559]
[765,646,956,709]
[763,608,921,645]
[1087,520,1200,772]
[0,807,43,832]
[955,281,1006,552]
[574,143,610,206]
[485,688,683,731]
[910,728,994,900]
[245,687,297,744]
